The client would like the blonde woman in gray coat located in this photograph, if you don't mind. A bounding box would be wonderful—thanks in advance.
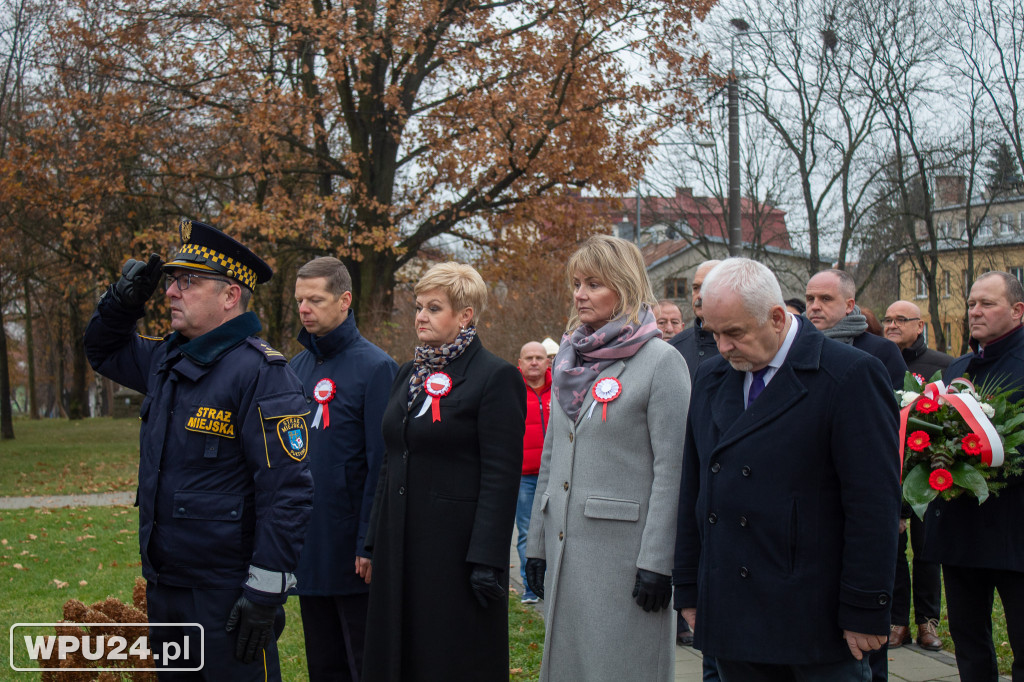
[525,235,690,682]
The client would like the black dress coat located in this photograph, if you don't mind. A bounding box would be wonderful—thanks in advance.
[674,320,902,665]
[363,336,526,682]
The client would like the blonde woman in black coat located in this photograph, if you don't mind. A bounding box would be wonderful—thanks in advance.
[363,262,526,682]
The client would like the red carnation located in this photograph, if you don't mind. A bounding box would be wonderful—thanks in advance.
[961,433,984,456]
[915,397,940,414]
[929,468,954,491]
[907,431,931,452]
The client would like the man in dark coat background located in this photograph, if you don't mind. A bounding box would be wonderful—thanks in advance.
[670,259,722,382]
[881,299,950,652]
[923,271,1024,680]
[291,257,398,681]
[674,258,901,681]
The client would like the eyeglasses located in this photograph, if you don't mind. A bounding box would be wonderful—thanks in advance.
[881,316,921,326]
[165,272,230,291]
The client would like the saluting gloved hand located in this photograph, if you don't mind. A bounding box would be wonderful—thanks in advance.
[111,253,164,309]
[632,569,672,612]
[525,558,546,600]
[469,564,506,608]
[225,594,278,664]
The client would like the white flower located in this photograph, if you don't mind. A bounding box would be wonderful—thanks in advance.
[981,403,995,418]
[898,391,921,408]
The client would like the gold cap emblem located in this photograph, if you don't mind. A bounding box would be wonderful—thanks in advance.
[180,219,193,243]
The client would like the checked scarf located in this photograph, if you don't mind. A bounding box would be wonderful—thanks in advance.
[407,326,477,408]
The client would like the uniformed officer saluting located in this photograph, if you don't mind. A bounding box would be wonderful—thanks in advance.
[84,219,314,681]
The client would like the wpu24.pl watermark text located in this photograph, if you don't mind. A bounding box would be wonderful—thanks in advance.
[9,623,204,673]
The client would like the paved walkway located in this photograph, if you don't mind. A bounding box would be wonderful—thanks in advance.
[0,491,134,509]
[507,537,1002,682]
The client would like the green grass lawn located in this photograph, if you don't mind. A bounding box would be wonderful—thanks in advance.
[0,418,140,496]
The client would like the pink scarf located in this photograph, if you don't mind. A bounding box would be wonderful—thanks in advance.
[552,305,661,421]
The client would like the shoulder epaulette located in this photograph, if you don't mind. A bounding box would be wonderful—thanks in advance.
[247,337,288,363]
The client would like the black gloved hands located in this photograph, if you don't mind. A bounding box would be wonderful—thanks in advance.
[525,558,546,600]
[469,564,506,608]
[632,568,672,612]
[225,594,278,664]
[111,253,164,309]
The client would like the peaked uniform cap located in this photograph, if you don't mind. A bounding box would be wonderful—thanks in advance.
[164,218,273,290]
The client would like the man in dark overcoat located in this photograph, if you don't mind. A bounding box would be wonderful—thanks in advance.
[291,257,397,681]
[922,271,1024,680]
[674,258,901,681]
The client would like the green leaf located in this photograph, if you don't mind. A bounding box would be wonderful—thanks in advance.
[999,412,1024,432]
[907,416,943,434]
[1001,433,1024,451]
[903,372,924,392]
[949,461,990,504]
[903,463,939,520]
[927,369,944,383]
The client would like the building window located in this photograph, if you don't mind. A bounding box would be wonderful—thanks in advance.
[664,277,688,299]
[916,272,928,298]
[963,268,971,293]
[1012,267,1024,286]
[938,221,951,237]
[944,322,952,345]
[979,216,993,238]
[943,271,951,298]
[1000,214,1015,234]
[958,219,967,237]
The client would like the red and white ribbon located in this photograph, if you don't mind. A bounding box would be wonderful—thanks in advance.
[898,380,1004,468]
[311,378,336,429]
[415,372,452,422]
[586,377,622,422]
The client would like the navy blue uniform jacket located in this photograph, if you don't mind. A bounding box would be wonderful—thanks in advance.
[852,331,907,389]
[674,320,901,665]
[922,325,1024,571]
[84,299,314,605]
[290,314,398,595]
[669,318,720,382]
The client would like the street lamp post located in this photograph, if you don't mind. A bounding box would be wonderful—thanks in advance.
[727,19,749,258]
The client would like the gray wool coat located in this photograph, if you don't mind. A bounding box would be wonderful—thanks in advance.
[526,337,689,682]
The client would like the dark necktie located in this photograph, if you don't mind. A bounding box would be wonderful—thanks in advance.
[747,367,770,408]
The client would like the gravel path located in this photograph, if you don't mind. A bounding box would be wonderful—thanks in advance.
[0,491,135,510]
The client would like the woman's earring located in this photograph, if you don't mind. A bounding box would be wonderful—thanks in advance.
[460,325,466,332]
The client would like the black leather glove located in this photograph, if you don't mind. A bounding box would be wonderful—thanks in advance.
[525,558,546,600]
[468,564,505,608]
[632,569,672,612]
[111,253,164,309]
[225,595,278,664]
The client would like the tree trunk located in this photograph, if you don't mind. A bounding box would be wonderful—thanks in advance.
[0,300,14,439]
[351,249,399,334]
[66,295,88,420]
[24,276,37,418]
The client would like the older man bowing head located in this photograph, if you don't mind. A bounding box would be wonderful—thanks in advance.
[674,258,901,682]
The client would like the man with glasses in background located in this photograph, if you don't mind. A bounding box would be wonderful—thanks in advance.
[84,219,313,681]
[881,300,951,652]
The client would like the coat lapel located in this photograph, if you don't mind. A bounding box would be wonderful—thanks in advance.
[709,321,824,454]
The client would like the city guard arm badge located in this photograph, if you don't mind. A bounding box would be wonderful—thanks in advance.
[275,416,308,462]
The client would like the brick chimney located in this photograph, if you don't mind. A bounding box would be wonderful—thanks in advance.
[934,175,966,207]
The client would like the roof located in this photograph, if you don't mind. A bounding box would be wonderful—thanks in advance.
[586,187,792,251]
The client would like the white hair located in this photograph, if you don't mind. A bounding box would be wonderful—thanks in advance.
[700,258,785,323]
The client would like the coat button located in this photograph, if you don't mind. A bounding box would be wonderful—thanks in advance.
[558,532,564,541]
[877,594,889,605]
[699,351,705,357]
[739,566,749,578]
[569,433,574,443]
[708,513,718,524]
[741,466,751,477]
[739,516,748,527]
[711,463,721,473]
[934,509,940,517]
[230,511,237,518]
[398,486,406,495]
[403,451,409,460]
[563,481,569,491]
[317,359,323,365]
[177,507,185,514]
